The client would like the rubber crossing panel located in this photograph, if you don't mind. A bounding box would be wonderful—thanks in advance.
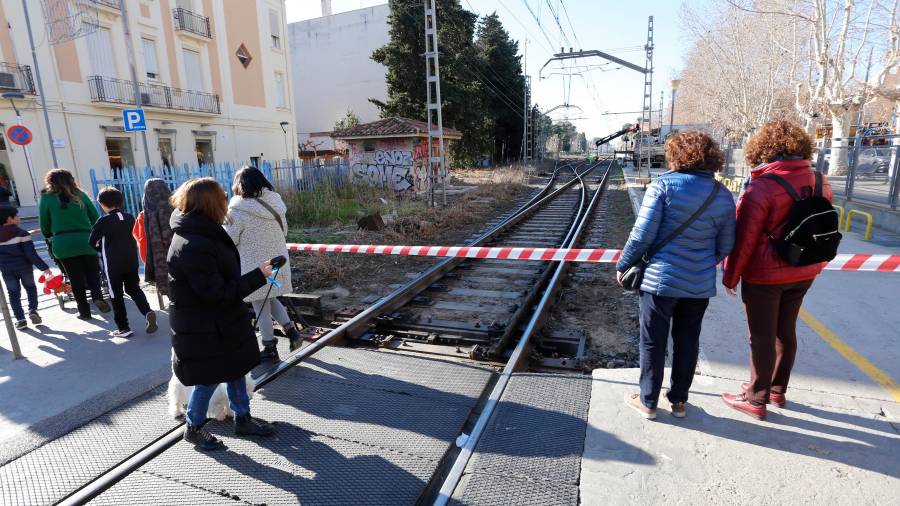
[450,373,593,506]
[0,386,177,506]
[92,348,493,505]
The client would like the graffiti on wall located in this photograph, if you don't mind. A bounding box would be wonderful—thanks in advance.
[350,141,430,193]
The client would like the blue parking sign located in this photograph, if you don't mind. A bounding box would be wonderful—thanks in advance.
[122,108,146,131]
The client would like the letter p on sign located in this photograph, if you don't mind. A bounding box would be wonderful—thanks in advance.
[123,108,146,132]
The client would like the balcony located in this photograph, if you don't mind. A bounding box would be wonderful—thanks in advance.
[173,8,211,39]
[89,0,120,9]
[0,62,36,95]
[87,75,220,114]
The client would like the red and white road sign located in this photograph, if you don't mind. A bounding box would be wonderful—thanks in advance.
[6,124,32,146]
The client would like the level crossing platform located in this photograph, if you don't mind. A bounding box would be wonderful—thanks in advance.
[2,178,899,504]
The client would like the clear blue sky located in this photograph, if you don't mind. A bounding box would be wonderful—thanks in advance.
[286,1,689,139]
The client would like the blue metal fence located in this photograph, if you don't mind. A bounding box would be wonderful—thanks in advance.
[90,159,351,217]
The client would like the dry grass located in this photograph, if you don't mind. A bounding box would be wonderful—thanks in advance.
[289,166,532,291]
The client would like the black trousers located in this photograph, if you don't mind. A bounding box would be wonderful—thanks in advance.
[59,255,103,318]
[108,270,151,330]
[639,292,710,409]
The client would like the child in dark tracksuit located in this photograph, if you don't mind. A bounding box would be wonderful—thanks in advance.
[89,188,157,338]
[0,206,51,328]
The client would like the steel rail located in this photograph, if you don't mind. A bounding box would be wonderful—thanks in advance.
[56,160,589,505]
[432,160,614,505]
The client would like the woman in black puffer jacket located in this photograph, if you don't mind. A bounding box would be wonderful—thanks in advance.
[167,177,275,451]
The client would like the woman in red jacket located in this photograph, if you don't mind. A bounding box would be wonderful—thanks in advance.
[721,120,833,420]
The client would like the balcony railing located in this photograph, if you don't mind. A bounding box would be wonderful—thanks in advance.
[89,0,120,9]
[0,62,36,94]
[173,8,211,38]
[87,75,220,114]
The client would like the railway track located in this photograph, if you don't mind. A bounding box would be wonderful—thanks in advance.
[347,159,611,362]
[26,158,616,505]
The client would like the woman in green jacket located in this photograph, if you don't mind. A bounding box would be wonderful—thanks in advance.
[39,169,110,320]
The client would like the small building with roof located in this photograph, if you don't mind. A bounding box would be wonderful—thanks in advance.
[332,117,462,193]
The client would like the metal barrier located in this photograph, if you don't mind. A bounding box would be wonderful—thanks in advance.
[845,209,874,241]
[815,135,900,210]
[833,204,845,230]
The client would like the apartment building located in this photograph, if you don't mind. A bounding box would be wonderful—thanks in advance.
[288,3,388,155]
[0,0,295,212]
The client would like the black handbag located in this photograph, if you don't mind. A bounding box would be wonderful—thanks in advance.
[620,182,722,291]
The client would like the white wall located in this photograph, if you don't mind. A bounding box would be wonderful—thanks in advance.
[288,4,389,150]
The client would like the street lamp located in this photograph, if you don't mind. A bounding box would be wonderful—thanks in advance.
[668,79,681,141]
[279,121,290,161]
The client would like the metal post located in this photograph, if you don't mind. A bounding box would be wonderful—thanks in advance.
[5,99,40,199]
[0,274,24,359]
[21,0,59,168]
[637,16,654,177]
[889,144,900,210]
[423,0,447,207]
[669,86,678,138]
[119,0,152,168]
[657,90,664,143]
[522,40,528,163]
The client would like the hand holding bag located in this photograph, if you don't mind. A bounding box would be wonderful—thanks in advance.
[620,181,721,292]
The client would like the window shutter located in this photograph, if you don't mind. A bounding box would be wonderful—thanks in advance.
[269,9,281,48]
[141,39,159,79]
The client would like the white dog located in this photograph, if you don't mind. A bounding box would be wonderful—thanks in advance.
[167,354,256,421]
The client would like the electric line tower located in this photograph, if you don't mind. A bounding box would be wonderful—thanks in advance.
[637,16,654,175]
[424,0,447,207]
[524,76,533,163]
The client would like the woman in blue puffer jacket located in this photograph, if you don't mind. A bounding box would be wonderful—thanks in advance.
[617,131,736,420]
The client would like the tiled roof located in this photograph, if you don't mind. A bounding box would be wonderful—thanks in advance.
[332,117,462,140]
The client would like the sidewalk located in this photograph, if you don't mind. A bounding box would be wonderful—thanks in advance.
[579,165,900,503]
[0,223,171,463]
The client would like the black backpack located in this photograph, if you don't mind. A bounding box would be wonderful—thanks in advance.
[759,171,841,266]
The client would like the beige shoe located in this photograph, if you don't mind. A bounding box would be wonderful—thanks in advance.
[624,392,656,420]
[670,401,686,418]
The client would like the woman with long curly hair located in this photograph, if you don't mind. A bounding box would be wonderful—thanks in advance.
[721,120,833,420]
[39,169,110,319]
[616,131,736,420]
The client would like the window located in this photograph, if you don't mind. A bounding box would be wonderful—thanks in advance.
[182,49,204,91]
[363,141,376,152]
[87,27,116,77]
[274,72,286,108]
[269,9,281,49]
[141,38,159,80]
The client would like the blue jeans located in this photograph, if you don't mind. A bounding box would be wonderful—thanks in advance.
[638,292,709,409]
[2,267,38,321]
[186,377,251,427]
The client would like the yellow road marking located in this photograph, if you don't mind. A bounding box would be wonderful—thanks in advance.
[799,308,900,402]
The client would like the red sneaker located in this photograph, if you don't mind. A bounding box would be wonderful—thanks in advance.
[721,393,767,420]
[741,382,786,408]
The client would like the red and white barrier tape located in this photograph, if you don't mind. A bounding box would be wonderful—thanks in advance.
[287,243,900,272]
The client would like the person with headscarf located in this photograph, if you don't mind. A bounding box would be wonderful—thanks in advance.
[133,178,175,301]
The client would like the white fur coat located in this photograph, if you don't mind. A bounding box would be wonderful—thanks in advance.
[224,189,292,301]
